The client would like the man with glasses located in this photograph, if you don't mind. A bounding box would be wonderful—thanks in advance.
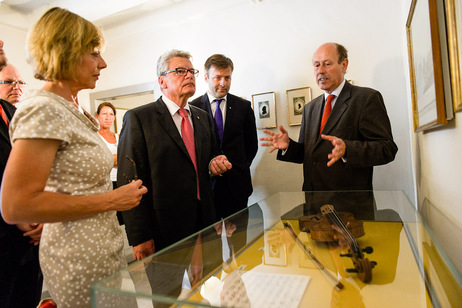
[0,40,43,308]
[0,64,26,106]
[118,49,232,260]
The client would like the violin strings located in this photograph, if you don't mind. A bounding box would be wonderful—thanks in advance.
[325,206,361,254]
[329,211,355,246]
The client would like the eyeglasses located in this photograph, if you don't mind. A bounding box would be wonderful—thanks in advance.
[161,67,199,77]
[122,155,138,183]
[0,80,27,87]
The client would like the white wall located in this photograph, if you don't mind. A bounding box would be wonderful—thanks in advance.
[400,0,462,273]
[0,23,43,91]
[91,0,415,204]
[0,0,415,203]
[3,0,462,275]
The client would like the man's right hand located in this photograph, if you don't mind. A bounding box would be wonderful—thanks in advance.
[133,239,155,260]
[259,125,290,153]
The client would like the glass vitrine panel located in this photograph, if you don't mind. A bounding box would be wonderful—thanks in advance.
[91,191,462,307]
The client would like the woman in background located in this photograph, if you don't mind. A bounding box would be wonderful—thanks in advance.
[96,102,124,224]
[1,7,147,307]
[96,102,118,189]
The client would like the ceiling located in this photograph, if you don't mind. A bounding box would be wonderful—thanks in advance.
[0,0,185,30]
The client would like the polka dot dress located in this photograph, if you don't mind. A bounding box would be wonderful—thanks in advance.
[10,90,126,308]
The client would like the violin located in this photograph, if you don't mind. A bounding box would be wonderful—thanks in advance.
[320,204,376,283]
[299,211,365,242]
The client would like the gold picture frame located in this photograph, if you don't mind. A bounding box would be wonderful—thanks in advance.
[286,87,311,126]
[406,0,449,132]
[445,0,462,112]
[251,91,277,129]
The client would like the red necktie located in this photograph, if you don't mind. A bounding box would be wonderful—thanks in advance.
[178,108,200,200]
[320,94,335,135]
[0,104,9,126]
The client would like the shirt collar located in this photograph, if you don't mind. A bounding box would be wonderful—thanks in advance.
[324,79,346,100]
[161,95,192,116]
[207,92,227,104]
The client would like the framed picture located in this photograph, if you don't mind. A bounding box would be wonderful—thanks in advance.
[251,91,277,129]
[445,0,462,112]
[263,231,287,266]
[286,87,311,126]
[406,0,451,132]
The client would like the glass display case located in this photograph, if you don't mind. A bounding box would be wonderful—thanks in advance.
[91,191,462,307]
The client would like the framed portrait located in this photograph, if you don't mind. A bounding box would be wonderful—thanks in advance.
[406,0,452,132]
[251,91,277,129]
[445,0,462,112]
[286,87,311,126]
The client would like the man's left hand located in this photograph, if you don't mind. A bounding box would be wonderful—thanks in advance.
[210,155,232,175]
[321,134,346,167]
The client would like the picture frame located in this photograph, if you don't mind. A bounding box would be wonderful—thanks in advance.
[406,0,450,132]
[445,0,462,112]
[286,87,311,126]
[251,91,277,129]
[263,231,287,266]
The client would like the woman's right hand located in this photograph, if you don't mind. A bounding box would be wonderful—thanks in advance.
[110,179,147,211]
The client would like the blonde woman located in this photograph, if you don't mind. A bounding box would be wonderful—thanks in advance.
[1,7,147,307]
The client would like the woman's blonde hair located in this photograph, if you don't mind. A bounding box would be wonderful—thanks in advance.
[27,7,105,81]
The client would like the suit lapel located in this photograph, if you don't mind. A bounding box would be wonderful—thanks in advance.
[155,99,190,158]
[190,106,204,164]
[223,96,235,139]
[321,83,351,137]
[201,94,212,116]
[202,94,222,147]
[308,96,324,149]
[0,100,14,144]
[0,120,9,143]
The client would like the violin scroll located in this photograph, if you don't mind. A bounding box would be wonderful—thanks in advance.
[320,204,376,283]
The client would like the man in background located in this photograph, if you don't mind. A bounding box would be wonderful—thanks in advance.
[118,49,232,260]
[191,54,258,219]
[0,39,43,308]
[0,64,25,106]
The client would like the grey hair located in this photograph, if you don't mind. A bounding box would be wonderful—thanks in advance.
[156,49,192,77]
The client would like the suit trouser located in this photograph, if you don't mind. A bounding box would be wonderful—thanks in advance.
[0,242,43,308]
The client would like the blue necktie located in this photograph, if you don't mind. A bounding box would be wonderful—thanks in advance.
[215,99,224,141]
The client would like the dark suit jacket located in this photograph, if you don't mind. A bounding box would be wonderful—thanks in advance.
[278,81,398,191]
[0,99,22,243]
[118,97,219,250]
[1,99,41,291]
[190,93,258,201]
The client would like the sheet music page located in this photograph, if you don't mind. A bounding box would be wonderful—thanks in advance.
[220,270,310,308]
